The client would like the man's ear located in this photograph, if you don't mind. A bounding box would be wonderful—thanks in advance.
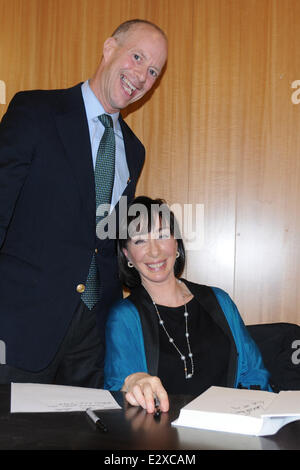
[103,37,118,60]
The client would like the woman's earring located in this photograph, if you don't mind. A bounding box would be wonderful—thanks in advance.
[176,251,180,259]
[127,261,134,268]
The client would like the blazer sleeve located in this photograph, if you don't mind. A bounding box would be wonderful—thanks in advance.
[212,287,272,391]
[104,299,148,390]
[0,92,38,248]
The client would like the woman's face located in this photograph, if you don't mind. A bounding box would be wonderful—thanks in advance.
[123,216,178,288]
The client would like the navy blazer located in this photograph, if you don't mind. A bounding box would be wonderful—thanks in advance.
[0,83,145,371]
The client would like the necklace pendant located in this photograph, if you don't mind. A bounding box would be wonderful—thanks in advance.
[152,294,195,381]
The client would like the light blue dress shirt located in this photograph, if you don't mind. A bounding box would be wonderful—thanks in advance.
[81,80,129,209]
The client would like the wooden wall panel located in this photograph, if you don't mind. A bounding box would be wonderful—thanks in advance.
[186,0,242,295]
[1,0,300,325]
[124,0,193,211]
[234,0,300,323]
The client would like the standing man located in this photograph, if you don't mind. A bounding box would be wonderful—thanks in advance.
[0,19,168,386]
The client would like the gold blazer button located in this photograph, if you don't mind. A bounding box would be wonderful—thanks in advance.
[76,284,85,293]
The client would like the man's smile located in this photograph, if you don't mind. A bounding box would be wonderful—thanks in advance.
[121,74,137,96]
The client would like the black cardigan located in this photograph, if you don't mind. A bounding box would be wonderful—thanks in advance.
[128,279,238,387]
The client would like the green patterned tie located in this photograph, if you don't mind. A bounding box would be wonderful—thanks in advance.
[81,114,116,310]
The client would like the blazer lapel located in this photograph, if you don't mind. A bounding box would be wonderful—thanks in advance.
[55,84,95,230]
[119,115,145,186]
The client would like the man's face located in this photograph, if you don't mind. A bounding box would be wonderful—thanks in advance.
[97,24,168,113]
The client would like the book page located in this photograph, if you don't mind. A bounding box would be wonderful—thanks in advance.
[262,390,300,417]
[10,382,121,413]
[183,386,275,417]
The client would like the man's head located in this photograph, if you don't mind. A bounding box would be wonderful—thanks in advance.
[90,19,168,113]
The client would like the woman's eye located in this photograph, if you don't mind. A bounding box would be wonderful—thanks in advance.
[159,231,171,239]
[133,238,146,245]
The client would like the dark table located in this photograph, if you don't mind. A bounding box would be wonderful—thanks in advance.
[0,385,300,452]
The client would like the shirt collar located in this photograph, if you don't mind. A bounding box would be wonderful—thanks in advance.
[81,80,119,127]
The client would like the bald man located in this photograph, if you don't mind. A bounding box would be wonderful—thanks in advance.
[0,19,168,386]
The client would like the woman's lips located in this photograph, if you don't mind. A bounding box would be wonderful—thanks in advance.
[146,260,166,271]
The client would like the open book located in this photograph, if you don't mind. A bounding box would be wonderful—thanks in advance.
[172,386,300,436]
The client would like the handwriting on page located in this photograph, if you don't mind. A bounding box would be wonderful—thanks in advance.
[230,399,273,416]
[46,400,116,412]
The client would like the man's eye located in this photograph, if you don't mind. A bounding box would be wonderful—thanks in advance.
[134,54,141,61]
[149,69,158,78]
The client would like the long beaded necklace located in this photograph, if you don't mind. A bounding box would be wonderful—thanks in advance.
[150,284,194,380]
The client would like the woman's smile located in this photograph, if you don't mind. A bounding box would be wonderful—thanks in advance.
[146,260,167,271]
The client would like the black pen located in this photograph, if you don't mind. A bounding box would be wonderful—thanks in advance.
[86,408,108,432]
[154,397,161,419]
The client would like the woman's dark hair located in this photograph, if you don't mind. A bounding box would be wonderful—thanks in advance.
[117,196,185,288]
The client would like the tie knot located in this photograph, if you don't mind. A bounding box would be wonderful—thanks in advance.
[99,114,113,128]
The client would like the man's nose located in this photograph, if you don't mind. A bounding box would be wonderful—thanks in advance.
[135,66,147,84]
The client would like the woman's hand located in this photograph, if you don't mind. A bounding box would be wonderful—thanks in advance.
[122,372,169,414]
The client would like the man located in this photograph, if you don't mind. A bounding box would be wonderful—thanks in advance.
[0,19,168,386]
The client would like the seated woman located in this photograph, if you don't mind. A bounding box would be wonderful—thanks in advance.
[104,196,272,413]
